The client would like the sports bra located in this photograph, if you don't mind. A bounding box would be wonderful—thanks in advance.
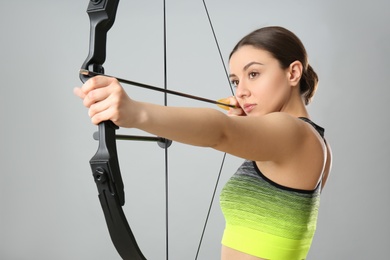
[220,118,325,260]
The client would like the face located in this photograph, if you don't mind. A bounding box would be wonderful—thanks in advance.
[229,45,293,116]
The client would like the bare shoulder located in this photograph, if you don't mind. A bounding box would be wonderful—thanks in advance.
[261,112,320,160]
[261,112,313,145]
[256,113,329,190]
[218,112,310,162]
[261,112,307,133]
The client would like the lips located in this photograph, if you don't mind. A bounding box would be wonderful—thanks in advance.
[243,103,256,113]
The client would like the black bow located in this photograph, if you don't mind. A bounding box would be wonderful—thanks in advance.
[79,1,146,259]
[79,1,234,259]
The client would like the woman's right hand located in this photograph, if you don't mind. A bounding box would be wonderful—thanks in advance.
[219,96,245,116]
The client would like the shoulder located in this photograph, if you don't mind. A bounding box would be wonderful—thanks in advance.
[221,112,310,162]
[262,112,305,129]
[265,112,325,141]
[259,113,329,189]
[259,113,326,162]
[258,112,309,142]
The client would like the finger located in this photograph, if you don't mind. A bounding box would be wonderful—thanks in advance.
[227,107,245,116]
[90,107,111,125]
[228,96,240,107]
[83,87,111,108]
[217,96,240,110]
[227,97,245,116]
[81,75,116,94]
[217,96,245,116]
[90,105,123,126]
[73,87,86,99]
[88,97,112,119]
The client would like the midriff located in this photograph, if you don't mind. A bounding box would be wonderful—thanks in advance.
[221,245,267,260]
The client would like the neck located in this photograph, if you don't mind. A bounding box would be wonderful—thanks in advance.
[281,93,309,118]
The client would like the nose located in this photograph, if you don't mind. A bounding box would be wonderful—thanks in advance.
[235,82,250,99]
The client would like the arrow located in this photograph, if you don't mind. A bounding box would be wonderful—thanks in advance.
[80,69,235,110]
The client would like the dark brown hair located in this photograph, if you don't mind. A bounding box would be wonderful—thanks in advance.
[229,26,318,105]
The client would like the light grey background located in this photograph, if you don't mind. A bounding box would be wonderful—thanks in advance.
[1,0,389,259]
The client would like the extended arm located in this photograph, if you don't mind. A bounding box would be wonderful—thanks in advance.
[74,76,308,162]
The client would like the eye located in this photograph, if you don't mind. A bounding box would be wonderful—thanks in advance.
[230,79,239,88]
[248,71,259,79]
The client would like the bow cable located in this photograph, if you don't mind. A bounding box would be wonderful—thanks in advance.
[201,0,235,96]
[163,0,170,259]
[194,1,235,259]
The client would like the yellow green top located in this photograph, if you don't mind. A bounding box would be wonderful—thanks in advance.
[220,160,321,260]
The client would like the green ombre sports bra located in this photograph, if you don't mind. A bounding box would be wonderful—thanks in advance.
[220,118,325,260]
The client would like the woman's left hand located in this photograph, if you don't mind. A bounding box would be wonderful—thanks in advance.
[74,76,137,127]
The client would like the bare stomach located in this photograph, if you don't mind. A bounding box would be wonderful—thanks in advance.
[221,245,267,260]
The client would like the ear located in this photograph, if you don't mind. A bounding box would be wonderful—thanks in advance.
[287,61,303,87]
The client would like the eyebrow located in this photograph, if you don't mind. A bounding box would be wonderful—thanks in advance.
[229,61,264,78]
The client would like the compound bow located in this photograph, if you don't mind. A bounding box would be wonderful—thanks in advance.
[79,0,233,259]
[79,0,146,259]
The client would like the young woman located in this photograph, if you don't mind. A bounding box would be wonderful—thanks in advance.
[74,26,332,260]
